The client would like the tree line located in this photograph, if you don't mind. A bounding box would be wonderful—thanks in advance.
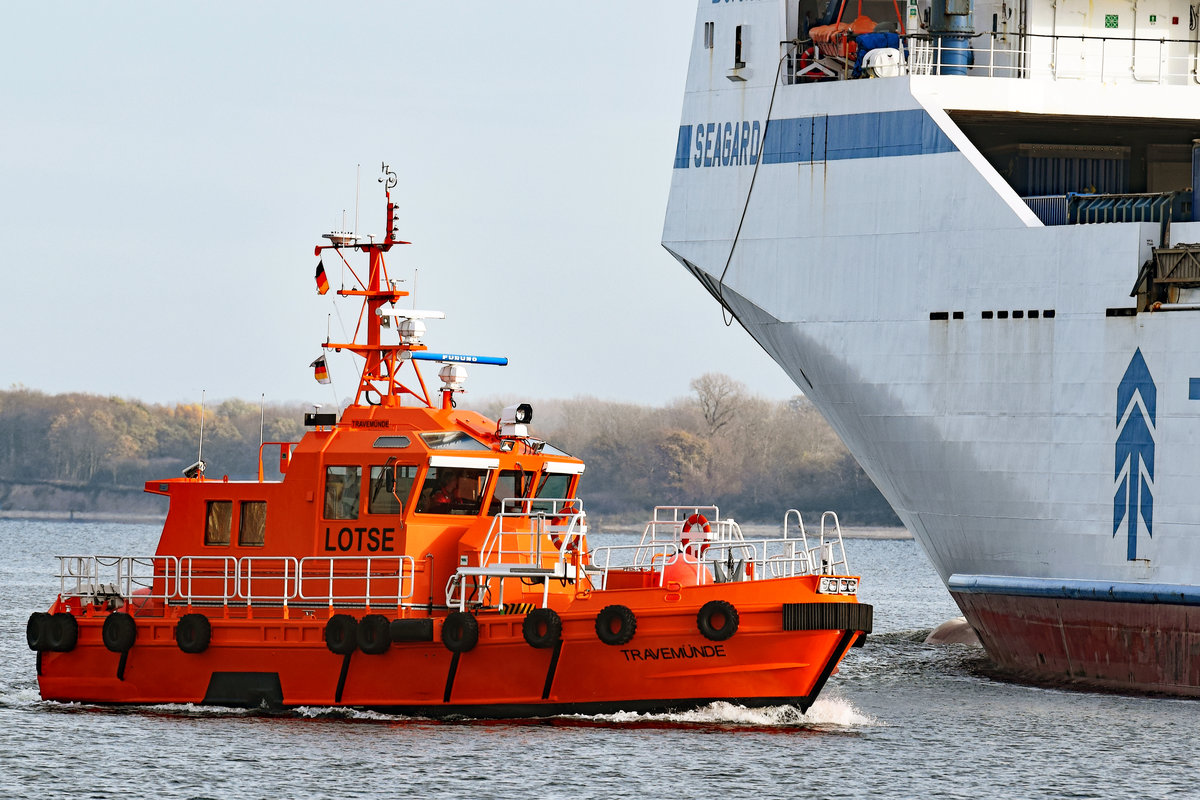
[0,375,898,524]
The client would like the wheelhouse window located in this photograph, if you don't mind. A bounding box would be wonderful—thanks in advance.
[239,501,267,546]
[420,431,490,451]
[415,466,489,515]
[324,466,362,520]
[528,472,574,513]
[369,464,417,515]
[205,500,232,545]
[488,469,534,515]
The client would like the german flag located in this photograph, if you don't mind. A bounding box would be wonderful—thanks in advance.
[314,260,330,295]
[310,355,330,384]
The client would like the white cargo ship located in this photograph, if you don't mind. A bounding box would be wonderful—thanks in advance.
[663,0,1200,693]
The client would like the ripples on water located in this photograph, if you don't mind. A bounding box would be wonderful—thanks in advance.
[1,522,1194,799]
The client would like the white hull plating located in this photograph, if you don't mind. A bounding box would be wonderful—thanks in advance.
[664,0,1200,692]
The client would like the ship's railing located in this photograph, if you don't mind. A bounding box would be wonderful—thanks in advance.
[586,508,851,590]
[55,554,415,608]
[57,555,170,602]
[783,30,1200,86]
[447,498,587,609]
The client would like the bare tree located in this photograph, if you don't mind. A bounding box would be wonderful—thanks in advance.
[690,373,746,438]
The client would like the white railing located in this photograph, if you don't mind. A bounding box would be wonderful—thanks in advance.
[445,498,587,609]
[784,31,1200,86]
[586,507,851,590]
[57,555,172,601]
[55,554,415,608]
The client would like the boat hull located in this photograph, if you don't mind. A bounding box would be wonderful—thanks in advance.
[34,581,870,717]
[953,591,1200,695]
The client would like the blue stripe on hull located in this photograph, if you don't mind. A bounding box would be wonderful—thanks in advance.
[761,109,957,165]
[949,574,1200,606]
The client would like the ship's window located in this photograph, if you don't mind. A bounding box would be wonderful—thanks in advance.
[1028,310,1039,319]
[527,472,573,513]
[205,500,232,546]
[540,442,574,458]
[982,311,994,319]
[997,310,1009,319]
[420,431,489,451]
[488,469,534,515]
[369,464,417,514]
[1013,310,1025,319]
[537,473,571,499]
[415,466,489,515]
[734,25,746,68]
[324,465,362,520]
[704,21,714,49]
[239,501,267,547]
[373,435,412,449]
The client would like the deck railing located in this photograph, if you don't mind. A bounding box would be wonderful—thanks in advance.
[784,30,1200,86]
[55,554,416,609]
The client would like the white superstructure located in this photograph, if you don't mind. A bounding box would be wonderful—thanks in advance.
[663,0,1200,692]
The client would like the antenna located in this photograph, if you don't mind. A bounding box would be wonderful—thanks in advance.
[198,389,205,466]
[183,390,208,478]
[257,393,266,482]
[354,164,360,236]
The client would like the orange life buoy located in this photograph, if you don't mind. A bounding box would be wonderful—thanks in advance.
[549,503,581,551]
[680,513,712,555]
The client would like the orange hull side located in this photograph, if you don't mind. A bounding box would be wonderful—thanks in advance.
[36,580,867,717]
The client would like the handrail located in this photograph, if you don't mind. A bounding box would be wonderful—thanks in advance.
[783,29,1200,86]
[54,553,415,608]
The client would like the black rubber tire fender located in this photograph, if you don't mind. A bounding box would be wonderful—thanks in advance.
[522,608,562,649]
[696,599,739,641]
[594,604,637,646]
[357,614,392,655]
[441,611,480,653]
[102,612,137,653]
[324,613,358,655]
[175,613,212,654]
[47,612,79,652]
[26,612,52,652]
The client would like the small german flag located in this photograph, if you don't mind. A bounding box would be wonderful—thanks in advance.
[310,355,330,384]
[314,260,330,295]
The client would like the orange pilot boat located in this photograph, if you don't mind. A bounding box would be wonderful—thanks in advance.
[26,167,872,717]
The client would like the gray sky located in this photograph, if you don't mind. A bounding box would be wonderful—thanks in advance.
[1,1,800,410]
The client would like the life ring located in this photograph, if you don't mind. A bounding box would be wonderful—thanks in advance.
[680,513,712,556]
[696,599,739,641]
[175,613,212,654]
[548,503,581,551]
[594,604,637,646]
[441,611,480,653]
[102,612,137,653]
[26,612,52,652]
[324,614,358,655]
[522,608,562,649]
[357,614,392,655]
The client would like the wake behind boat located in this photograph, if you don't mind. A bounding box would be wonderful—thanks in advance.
[26,166,871,717]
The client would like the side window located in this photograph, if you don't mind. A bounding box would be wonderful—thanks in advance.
[488,469,534,515]
[205,500,232,545]
[704,21,714,49]
[415,467,489,516]
[239,501,267,546]
[324,466,362,520]
[734,25,746,69]
[369,464,417,514]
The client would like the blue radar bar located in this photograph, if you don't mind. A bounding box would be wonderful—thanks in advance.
[411,352,509,366]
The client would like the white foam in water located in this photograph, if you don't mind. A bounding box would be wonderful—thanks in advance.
[572,698,876,728]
